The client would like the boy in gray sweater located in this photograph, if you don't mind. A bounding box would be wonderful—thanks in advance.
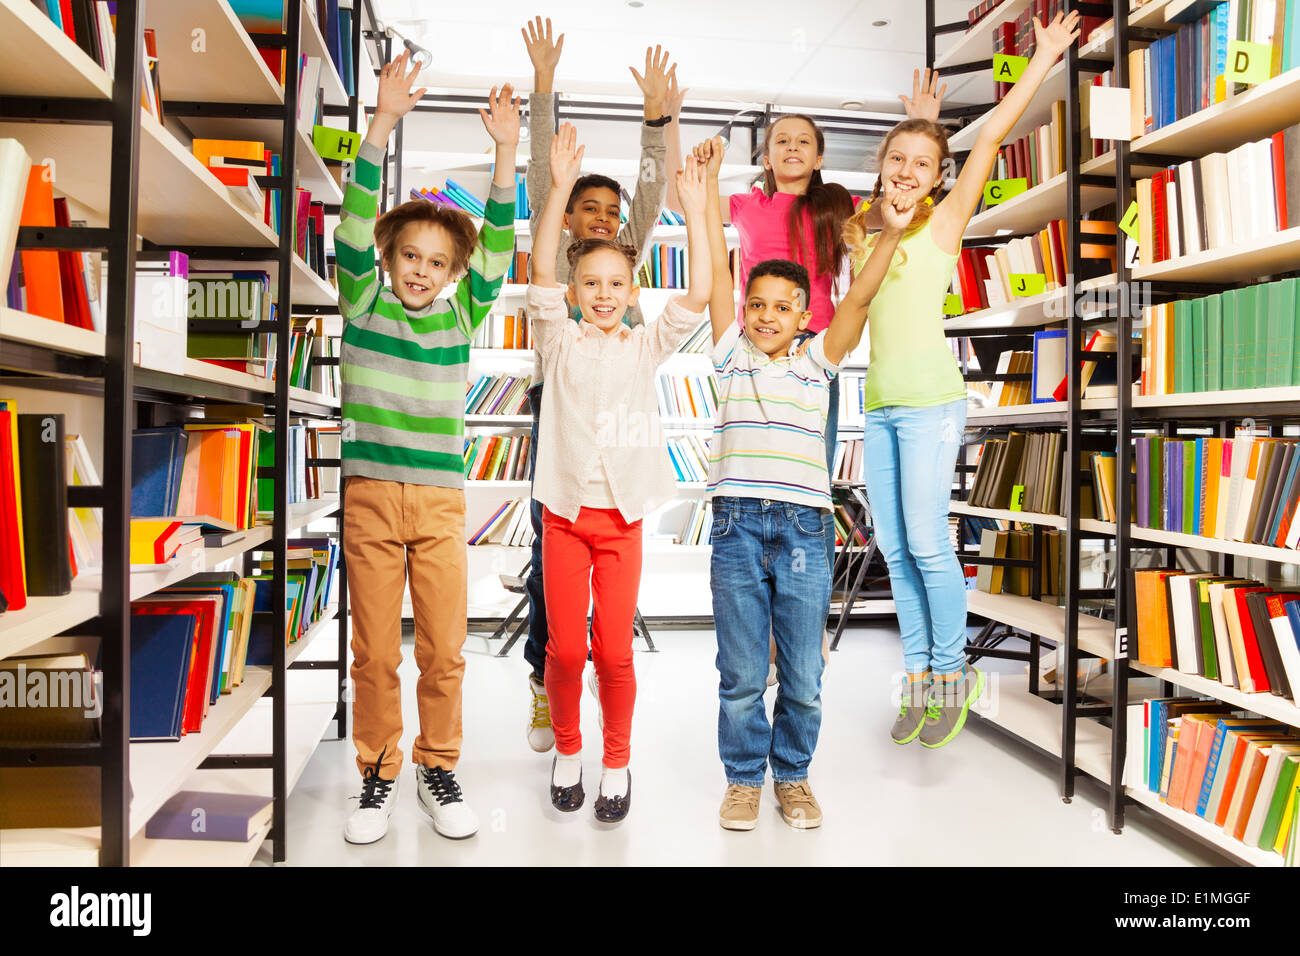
[519,16,685,751]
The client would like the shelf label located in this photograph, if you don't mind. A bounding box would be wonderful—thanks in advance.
[983,178,1027,206]
[1119,200,1140,241]
[993,53,1029,84]
[1009,273,1046,297]
[1225,41,1273,85]
[1114,626,1129,661]
[1009,485,1025,511]
[943,293,964,316]
[313,125,362,161]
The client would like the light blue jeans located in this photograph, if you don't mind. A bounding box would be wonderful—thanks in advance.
[861,399,967,675]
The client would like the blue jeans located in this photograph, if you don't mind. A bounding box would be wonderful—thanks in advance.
[861,399,967,675]
[710,496,831,785]
[523,383,547,680]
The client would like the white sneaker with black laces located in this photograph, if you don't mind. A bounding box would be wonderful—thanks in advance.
[344,765,398,845]
[415,765,479,839]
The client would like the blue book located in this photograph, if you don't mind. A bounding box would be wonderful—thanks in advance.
[129,611,196,740]
[131,427,188,517]
[338,7,354,97]
[161,584,234,699]
[322,0,343,80]
[44,1,63,30]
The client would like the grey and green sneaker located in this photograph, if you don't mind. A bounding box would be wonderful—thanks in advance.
[891,673,931,745]
[919,667,985,749]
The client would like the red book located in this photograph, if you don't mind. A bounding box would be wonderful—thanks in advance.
[0,408,28,612]
[132,600,216,736]
[1052,331,1102,402]
[1046,219,1066,282]
[58,0,75,42]
[1233,586,1273,693]
[955,252,979,311]
[1152,170,1169,263]
[1272,131,1288,231]
[262,149,274,227]
[295,189,311,260]
[993,22,1016,101]
[208,165,254,188]
[51,198,93,330]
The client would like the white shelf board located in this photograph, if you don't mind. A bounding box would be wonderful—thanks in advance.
[177,117,343,205]
[1126,660,1300,729]
[0,309,106,358]
[970,679,1112,782]
[950,498,1065,528]
[1127,524,1300,564]
[1125,783,1286,867]
[966,589,1114,660]
[147,0,281,105]
[1132,227,1300,284]
[1133,68,1300,160]
[968,395,1116,420]
[965,157,1115,238]
[1134,385,1300,411]
[944,274,1119,333]
[465,415,531,427]
[0,0,112,99]
[288,385,340,409]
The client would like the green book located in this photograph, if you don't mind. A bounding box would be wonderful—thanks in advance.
[1221,288,1239,390]
[1174,299,1194,393]
[1205,293,1223,391]
[1292,277,1300,386]
[1264,281,1292,388]
[1191,297,1207,393]
[1182,439,1195,534]
[187,277,264,322]
[1197,578,1219,682]
[1260,755,1300,851]
[1150,436,1164,531]
[1239,285,1261,390]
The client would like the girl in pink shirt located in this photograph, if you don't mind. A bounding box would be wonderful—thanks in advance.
[528,123,712,822]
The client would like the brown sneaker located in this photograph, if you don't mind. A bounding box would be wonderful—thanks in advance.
[719,784,762,831]
[773,780,822,829]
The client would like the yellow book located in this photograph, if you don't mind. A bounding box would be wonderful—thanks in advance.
[1277,782,1298,855]
[129,519,194,565]
[191,138,265,169]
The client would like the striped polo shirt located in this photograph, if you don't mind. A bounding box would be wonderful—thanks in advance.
[706,322,840,511]
[336,141,514,487]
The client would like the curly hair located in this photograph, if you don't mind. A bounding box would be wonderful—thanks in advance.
[744,258,811,309]
[843,119,952,268]
[374,199,478,278]
[565,237,638,278]
[566,174,623,213]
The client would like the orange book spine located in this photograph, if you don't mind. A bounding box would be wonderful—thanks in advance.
[1214,735,1255,827]
[1231,747,1271,842]
[18,166,65,322]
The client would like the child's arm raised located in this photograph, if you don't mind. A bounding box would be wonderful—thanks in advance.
[335,52,426,320]
[645,158,712,362]
[931,10,1081,252]
[822,185,913,366]
[531,123,585,290]
[661,71,689,216]
[620,46,674,269]
[522,17,564,236]
[699,137,735,346]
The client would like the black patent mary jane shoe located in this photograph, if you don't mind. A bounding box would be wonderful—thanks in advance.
[550,755,584,812]
[593,770,631,823]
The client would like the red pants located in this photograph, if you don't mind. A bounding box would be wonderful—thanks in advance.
[541,506,642,768]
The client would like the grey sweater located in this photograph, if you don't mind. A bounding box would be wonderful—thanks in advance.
[525,92,667,382]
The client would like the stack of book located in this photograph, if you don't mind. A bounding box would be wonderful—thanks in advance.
[1129,569,1300,699]
[666,434,712,483]
[990,0,1104,101]
[832,438,863,484]
[255,537,341,644]
[1134,434,1300,548]
[656,374,718,419]
[409,179,485,218]
[636,244,688,289]
[675,318,713,354]
[463,433,531,481]
[965,430,1067,515]
[253,420,335,516]
[973,526,1061,597]
[1132,701,1298,858]
[133,421,267,535]
[466,374,532,416]
[1139,277,1300,395]
[0,406,75,609]
[470,311,532,349]
[469,497,535,546]
[674,497,713,546]
[506,250,531,284]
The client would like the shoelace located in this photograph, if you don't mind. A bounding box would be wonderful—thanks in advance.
[358,769,394,810]
[723,787,760,812]
[421,766,464,806]
[779,782,814,803]
[530,684,551,729]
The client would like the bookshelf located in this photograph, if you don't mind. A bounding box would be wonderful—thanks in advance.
[0,0,363,866]
[934,0,1300,866]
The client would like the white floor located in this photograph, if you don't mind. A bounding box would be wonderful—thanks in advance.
[260,619,1224,866]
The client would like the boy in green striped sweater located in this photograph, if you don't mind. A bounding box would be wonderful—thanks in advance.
[337,52,519,846]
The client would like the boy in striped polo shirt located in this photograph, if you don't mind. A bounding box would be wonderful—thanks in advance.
[697,137,914,831]
[337,52,519,845]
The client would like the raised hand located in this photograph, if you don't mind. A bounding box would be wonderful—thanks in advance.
[522,16,564,76]
[879,181,917,234]
[692,136,725,179]
[676,157,707,217]
[664,68,689,121]
[375,50,427,122]
[549,122,585,190]
[479,84,521,146]
[898,67,946,123]
[629,45,676,115]
[1033,10,1082,59]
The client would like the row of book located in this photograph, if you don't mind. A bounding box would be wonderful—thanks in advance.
[1135,128,1299,268]
[1135,435,1300,549]
[232,0,355,97]
[966,430,1069,515]
[674,497,713,546]
[0,408,84,611]
[838,372,865,429]
[947,220,1119,315]
[831,501,869,548]
[1130,568,1300,701]
[505,249,531,285]
[469,310,533,350]
[991,0,1104,101]
[1127,0,1299,140]
[635,243,688,290]
[832,438,863,484]
[666,434,712,483]
[469,497,536,546]
[1133,700,1297,858]
[972,526,1062,597]
[465,374,532,416]
[656,374,719,419]
[982,330,1119,408]
[1141,279,1300,396]
[463,433,531,482]
[410,178,486,219]
[989,101,1068,193]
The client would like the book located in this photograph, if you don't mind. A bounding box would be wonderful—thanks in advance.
[144,790,273,842]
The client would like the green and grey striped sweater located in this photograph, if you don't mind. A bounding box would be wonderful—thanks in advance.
[337,141,514,487]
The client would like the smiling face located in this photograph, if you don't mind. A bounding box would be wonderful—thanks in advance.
[565,246,641,334]
[879,130,943,202]
[763,116,824,188]
[563,185,621,241]
[742,274,812,356]
[383,221,457,309]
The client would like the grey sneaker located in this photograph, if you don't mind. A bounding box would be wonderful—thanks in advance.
[919,667,985,749]
[891,674,931,745]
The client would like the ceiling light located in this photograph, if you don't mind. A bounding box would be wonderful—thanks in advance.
[627,0,645,6]
[840,100,864,110]
[871,18,890,27]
